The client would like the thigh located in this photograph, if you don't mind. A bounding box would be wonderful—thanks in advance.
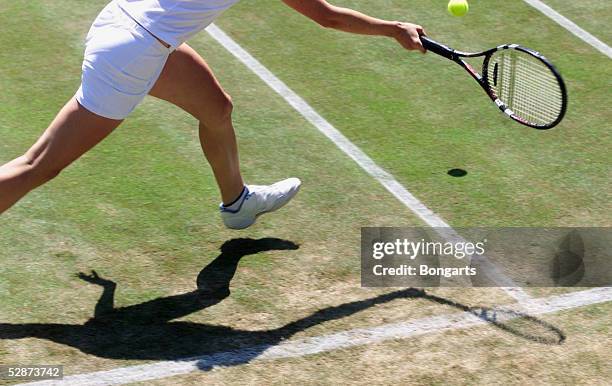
[27,98,122,171]
[149,44,230,122]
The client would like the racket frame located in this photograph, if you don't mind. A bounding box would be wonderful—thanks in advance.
[420,36,568,129]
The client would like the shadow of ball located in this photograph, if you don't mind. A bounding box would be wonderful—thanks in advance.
[448,168,468,177]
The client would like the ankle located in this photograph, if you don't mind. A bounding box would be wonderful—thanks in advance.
[222,186,248,209]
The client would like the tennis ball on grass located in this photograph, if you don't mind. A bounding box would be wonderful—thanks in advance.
[448,0,469,17]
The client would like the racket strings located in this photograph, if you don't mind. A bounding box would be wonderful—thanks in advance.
[511,57,562,114]
[488,50,564,126]
[498,54,562,124]
[500,55,562,124]
[496,54,561,123]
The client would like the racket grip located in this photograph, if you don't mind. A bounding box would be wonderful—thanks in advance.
[420,36,456,60]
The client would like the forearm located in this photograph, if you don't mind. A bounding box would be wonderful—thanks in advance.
[321,6,400,37]
[283,0,426,52]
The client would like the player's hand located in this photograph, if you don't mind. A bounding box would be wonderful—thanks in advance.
[392,22,426,53]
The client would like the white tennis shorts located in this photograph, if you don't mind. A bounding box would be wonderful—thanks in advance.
[75,1,173,120]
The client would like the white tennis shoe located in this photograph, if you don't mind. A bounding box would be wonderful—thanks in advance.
[220,178,302,230]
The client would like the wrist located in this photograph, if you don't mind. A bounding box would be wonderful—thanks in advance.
[381,21,403,38]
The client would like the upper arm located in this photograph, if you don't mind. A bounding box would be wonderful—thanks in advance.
[281,0,338,27]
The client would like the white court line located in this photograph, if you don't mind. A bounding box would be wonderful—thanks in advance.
[522,0,612,59]
[22,287,612,386]
[205,24,530,302]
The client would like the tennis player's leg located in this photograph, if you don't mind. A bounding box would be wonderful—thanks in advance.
[149,43,244,205]
[149,44,300,229]
[0,98,121,214]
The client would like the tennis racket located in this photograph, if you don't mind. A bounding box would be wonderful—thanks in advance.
[420,35,568,129]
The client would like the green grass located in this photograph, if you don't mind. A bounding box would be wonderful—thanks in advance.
[0,0,610,383]
[216,0,611,227]
[541,0,612,44]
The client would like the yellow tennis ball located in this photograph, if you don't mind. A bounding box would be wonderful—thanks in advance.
[448,0,469,17]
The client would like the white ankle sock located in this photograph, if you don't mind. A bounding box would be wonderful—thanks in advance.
[222,186,248,212]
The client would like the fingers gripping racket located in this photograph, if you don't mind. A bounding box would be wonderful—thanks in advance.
[420,36,568,129]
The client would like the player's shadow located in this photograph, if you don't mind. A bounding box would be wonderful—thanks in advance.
[0,237,564,367]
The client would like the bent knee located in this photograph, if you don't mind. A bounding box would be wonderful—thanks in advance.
[198,92,233,128]
[212,92,234,122]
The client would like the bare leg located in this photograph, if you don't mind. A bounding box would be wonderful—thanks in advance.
[149,44,244,205]
[0,98,122,214]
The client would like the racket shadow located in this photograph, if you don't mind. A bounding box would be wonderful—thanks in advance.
[421,291,566,345]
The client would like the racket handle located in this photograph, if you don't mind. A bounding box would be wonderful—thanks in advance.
[420,36,456,60]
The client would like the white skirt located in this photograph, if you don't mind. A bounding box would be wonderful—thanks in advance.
[75,1,173,120]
